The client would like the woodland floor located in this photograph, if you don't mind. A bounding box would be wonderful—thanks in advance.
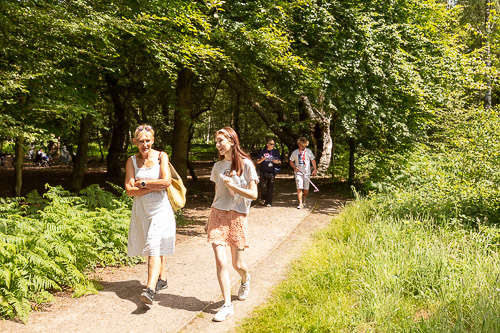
[0,157,350,333]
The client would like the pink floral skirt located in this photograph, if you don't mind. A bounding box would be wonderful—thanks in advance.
[207,208,248,248]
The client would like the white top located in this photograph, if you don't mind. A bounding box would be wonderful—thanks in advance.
[127,155,176,257]
[290,148,315,175]
[210,158,259,214]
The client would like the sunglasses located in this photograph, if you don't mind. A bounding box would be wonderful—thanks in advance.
[136,126,152,132]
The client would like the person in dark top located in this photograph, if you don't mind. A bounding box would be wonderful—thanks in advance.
[256,139,281,207]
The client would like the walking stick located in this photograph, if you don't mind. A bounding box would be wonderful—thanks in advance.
[297,172,319,192]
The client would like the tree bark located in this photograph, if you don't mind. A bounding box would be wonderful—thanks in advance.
[348,137,356,185]
[71,115,93,192]
[330,113,338,179]
[233,92,241,135]
[105,74,129,178]
[299,95,333,176]
[13,136,23,197]
[485,0,492,109]
[171,68,195,181]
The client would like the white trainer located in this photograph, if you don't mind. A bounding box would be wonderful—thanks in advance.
[213,303,234,322]
[238,273,250,301]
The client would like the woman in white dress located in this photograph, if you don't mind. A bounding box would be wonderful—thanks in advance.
[124,124,176,305]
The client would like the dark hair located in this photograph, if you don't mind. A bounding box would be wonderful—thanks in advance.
[215,127,253,176]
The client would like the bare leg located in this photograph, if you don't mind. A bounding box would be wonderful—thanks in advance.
[212,244,231,304]
[303,189,309,204]
[159,255,167,281]
[146,256,161,289]
[231,246,249,282]
[297,189,303,205]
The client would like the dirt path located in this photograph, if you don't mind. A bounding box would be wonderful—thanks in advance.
[0,175,348,333]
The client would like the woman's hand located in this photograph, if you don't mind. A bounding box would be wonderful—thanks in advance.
[223,176,234,189]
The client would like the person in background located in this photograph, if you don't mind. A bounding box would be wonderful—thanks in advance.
[289,137,317,209]
[34,148,52,166]
[124,124,175,305]
[60,146,71,164]
[206,127,259,322]
[256,138,281,207]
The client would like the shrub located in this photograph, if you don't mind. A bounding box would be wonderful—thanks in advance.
[0,183,138,323]
[368,107,500,227]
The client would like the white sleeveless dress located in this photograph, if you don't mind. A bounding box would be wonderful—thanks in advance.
[127,155,176,256]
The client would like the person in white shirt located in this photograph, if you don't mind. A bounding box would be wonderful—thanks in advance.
[206,127,259,322]
[289,137,317,209]
[124,125,175,305]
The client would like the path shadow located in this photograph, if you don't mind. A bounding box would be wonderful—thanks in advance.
[176,225,206,238]
[198,296,240,317]
[99,280,151,314]
[156,293,209,311]
[251,176,350,213]
[100,280,208,314]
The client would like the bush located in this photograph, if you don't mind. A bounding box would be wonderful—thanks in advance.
[0,183,139,322]
[368,107,500,227]
[239,198,500,332]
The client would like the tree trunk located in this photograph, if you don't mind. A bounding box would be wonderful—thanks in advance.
[71,115,93,192]
[485,0,492,109]
[348,137,356,185]
[233,92,241,135]
[13,136,23,197]
[186,124,198,181]
[330,113,338,179]
[171,68,195,181]
[105,74,129,178]
[299,95,333,176]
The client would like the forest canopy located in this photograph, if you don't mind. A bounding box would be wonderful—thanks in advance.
[0,0,498,195]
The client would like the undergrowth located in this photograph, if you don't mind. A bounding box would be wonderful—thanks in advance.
[238,108,500,332]
[239,198,499,332]
[0,183,140,323]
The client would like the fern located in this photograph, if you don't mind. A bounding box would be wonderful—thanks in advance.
[0,183,135,322]
[0,265,12,289]
[26,273,61,292]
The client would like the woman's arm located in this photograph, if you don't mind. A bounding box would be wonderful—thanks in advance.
[223,178,258,200]
[133,151,172,190]
[256,150,265,165]
[124,157,154,197]
[273,150,281,164]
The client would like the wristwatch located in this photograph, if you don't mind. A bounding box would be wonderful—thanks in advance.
[140,181,146,188]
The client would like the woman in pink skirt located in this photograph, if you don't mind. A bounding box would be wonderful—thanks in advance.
[206,127,258,322]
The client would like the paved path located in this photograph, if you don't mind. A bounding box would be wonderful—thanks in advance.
[1,177,346,333]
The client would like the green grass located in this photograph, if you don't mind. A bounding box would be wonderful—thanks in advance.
[238,198,500,332]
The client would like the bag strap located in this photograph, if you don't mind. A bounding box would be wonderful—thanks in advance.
[169,162,181,181]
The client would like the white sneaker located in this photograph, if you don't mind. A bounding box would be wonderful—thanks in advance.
[297,204,303,209]
[238,273,250,301]
[213,303,234,322]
